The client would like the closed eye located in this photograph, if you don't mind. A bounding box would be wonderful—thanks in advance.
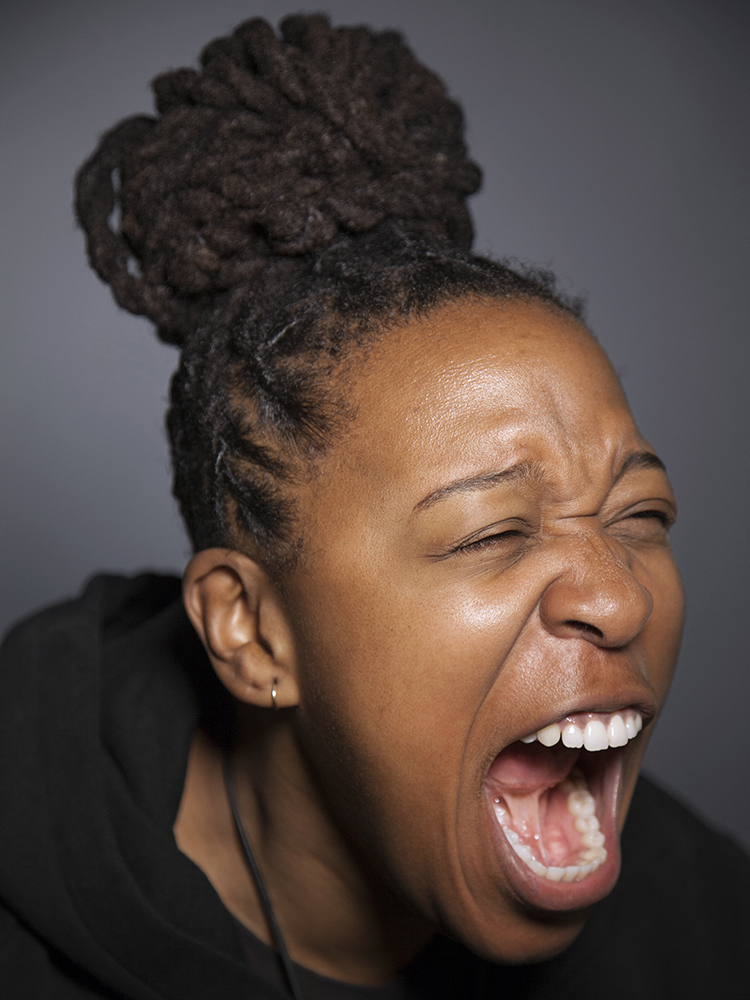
[625,508,672,523]
[456,529,527,553]
[608,504,676,544]
[449,520,534,558]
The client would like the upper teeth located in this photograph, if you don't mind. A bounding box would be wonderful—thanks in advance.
[521,711,643,751]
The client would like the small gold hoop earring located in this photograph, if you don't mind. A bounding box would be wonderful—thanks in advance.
[271,680,279,711]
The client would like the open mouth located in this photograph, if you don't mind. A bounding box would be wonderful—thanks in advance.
[485,709,644,909]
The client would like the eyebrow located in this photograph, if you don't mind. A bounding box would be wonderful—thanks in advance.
[613,450,667,481]
[413,461,539,512]
[412,450,667,514]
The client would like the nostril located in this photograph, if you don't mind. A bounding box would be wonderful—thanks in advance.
[564,620,604,640]
[541,566,653,648]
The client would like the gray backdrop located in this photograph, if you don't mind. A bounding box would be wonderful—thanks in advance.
[2,0,748,851]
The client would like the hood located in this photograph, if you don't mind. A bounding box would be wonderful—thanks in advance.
[0,573,281,999]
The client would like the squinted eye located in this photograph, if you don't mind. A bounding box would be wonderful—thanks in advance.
[609,506,675,543]
[627,510,673,526]
[455,528,529,555]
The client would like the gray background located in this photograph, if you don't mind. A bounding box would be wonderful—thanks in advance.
[2,0,748,851]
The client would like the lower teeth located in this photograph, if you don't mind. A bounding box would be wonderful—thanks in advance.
[494,770,607,882]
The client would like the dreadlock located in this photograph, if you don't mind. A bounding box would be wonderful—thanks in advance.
[75,14,582,567]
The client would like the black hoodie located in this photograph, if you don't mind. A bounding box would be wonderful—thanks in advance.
[1,574,749,999]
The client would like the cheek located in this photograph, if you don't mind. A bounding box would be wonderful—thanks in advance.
[286,571,535,935]
[640,553,685,701]
[288,566,559,919]
[287,566,527,849]
[292,563,528,747]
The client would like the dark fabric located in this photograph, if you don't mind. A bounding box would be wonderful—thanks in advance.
[1,573,748,999]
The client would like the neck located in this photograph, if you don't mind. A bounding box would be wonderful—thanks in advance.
[173,713,433,986]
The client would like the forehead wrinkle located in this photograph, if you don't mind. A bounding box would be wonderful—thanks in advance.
[413,460,542,513]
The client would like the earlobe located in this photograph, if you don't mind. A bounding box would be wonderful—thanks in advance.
[182,549,299,709]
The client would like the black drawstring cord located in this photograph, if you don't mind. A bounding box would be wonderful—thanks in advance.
[224,754,305,1000]
[225,754,488,1000]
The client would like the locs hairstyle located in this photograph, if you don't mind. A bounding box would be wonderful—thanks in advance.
[75,14,582,567]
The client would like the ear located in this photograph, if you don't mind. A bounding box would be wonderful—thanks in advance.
[182,549,299,710]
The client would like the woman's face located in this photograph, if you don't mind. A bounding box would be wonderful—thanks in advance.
[281,297,684,962]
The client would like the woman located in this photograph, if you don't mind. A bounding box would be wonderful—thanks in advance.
[1,14,748,999]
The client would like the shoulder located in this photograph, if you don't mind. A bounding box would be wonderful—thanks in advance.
[1,573,182,665]
[623,773,750,910]
[0,902,125,999]
[582,775,750,996]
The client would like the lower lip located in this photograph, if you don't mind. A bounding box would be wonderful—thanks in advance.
[484,748,625,912]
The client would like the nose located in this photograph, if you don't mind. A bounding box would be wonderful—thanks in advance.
[539,530,653,648]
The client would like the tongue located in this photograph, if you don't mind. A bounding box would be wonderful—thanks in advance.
[488,741,579,794]
[488,742,585,868]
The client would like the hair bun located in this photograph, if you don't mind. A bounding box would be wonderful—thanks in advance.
[75,14,481,344]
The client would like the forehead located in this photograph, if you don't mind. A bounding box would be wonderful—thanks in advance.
[328,298,642,501]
